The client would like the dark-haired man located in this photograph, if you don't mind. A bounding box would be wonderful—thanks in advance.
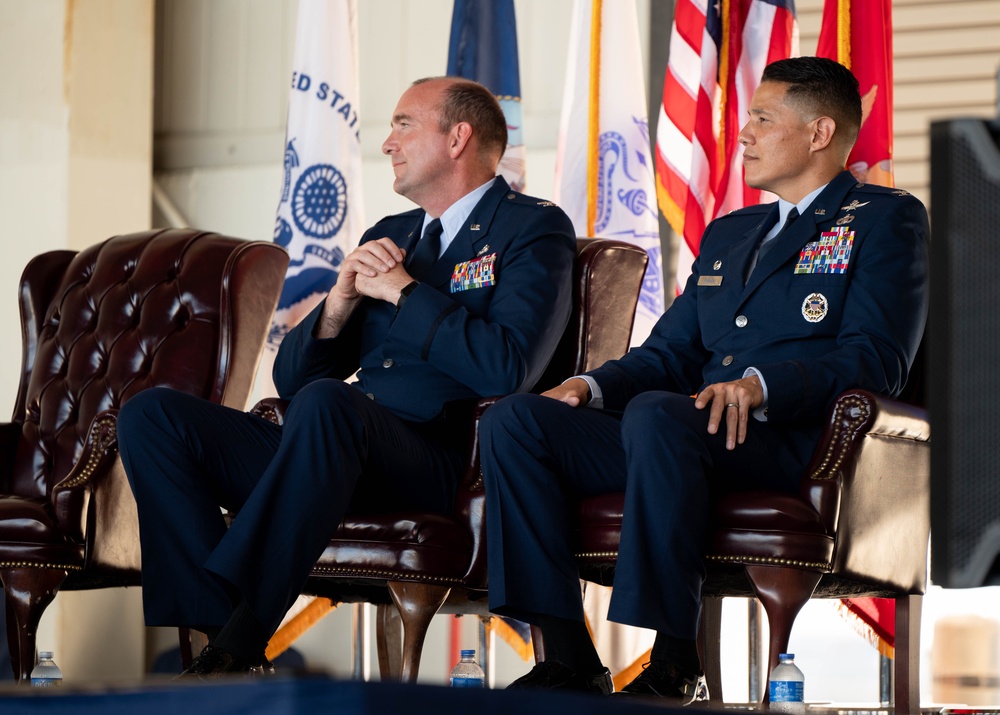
[480,56,928,701]
[118,77,575,676]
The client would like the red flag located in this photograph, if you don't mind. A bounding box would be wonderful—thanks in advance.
[818,0,897,656]
[817,0,894,187]
[656,0,797,294]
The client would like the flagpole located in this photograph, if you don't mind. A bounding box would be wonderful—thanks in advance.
[586,0,602,237]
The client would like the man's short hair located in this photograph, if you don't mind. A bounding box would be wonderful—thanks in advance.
[761,57,862,147]
[415,77,508,161]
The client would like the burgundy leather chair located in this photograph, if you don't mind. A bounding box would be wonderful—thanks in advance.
[250,237,649,682]
[0,229,288,681]
[574,387,929,711]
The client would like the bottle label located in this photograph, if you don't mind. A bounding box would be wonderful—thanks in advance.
[450,676,485,688]
[31,678,62,687]
[769,680,803,702]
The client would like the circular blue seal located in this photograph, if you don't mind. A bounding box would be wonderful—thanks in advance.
[292,163,348,238]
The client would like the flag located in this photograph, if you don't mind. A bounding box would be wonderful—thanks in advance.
[264,0,365,653]
[817,0,894,187]
[655,0,797,294]
[268,0,365,363]
[554,0,663,344]
[818,0,896,657]
[447,0,526,191]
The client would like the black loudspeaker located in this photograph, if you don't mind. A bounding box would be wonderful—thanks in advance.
[929,117,1000,588]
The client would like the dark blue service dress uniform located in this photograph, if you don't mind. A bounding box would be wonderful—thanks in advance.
[118,177,576,635]
[481,170,929,639]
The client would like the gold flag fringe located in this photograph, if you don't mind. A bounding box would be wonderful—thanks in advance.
[265,597,339,661]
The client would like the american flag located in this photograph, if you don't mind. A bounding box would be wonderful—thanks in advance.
[655,0,797,294]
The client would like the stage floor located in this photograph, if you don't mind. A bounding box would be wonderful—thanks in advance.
[0,675,966,714]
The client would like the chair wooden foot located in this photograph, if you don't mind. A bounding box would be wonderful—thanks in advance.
[744,564,821,696]
[894,594,921,714]
[0,567,68,682]
[376,603,403,680]
[529,624,545,663]
[387,581,451,683]
[697,596,724,702]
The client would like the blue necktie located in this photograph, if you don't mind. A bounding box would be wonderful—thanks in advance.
[407,218,443,279]
[747,207,799,282]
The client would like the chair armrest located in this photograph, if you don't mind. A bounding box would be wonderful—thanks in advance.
[455,396,502,588]
[803,389,930,591]
[250,397,290,425]
[50,410,119,543]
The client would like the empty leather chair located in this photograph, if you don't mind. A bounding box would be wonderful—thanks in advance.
[0,229,287,681]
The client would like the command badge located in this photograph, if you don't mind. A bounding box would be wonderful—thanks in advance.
[802,292,828,323]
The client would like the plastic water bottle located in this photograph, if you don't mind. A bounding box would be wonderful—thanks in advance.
[30,651,62,687]
[449,649,485,688]
[768,653,804,713]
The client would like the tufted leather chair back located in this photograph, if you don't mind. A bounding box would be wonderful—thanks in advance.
[7,230,285,499]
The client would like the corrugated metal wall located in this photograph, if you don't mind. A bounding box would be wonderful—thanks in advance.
[797,0,1000,207]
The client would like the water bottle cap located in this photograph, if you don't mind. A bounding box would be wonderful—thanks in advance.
[38,651,53,659]
[460,649,476,657]
[779,653,794,660]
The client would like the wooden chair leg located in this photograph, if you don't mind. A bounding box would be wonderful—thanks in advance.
[387,581,451,683]
[376,603,402,680]
[744,564,821,697]
[530,624,545,663]
[177,628,208,670]
[697,595,724,702]
[894,594,921,714]
[0,567,68,683]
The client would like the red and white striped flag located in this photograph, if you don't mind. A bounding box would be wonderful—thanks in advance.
[655,0,797,294]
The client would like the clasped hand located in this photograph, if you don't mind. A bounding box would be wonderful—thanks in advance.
[333,238,414,304]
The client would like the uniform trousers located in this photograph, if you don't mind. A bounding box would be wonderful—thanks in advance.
[117,380,463,637]
[480,391,816,639]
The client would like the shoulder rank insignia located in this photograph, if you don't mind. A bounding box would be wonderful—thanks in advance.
[893,189,911,196]
[536,201,557,207]
[840,200,870,212]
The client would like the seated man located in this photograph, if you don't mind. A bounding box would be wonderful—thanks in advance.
[480,56,928,700]
[117,77,576,677]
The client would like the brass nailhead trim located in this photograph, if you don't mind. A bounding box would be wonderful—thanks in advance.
[575,551,619,559]
[61,414,118,488]
[706,554,831,570]
[310,566,463,585]
[0,561,82,571]
[807,395,870,480]
[258,407,279,425]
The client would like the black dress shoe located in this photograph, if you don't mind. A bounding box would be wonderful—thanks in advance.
[618,661,709,703]
[177,644,276,680]
[506,660,613,695]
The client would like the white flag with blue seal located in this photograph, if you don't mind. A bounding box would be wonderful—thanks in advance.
[554,0,663,346]
[269,0,365,357]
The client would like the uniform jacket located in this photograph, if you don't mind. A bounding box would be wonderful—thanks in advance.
[273,177,577,423]
[588,170,929,424]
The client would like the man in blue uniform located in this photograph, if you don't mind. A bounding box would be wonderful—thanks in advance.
[117,77,576,676]
[480,57,928,700]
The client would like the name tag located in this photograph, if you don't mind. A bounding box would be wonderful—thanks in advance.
[698,275,723,287]
[451,253,497,292]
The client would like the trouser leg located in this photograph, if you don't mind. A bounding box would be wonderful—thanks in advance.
[205,379,463,636]
[481,394,628,624]
[118,387,281,628]
[609,391,806,638]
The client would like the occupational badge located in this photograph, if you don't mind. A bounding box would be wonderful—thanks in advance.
[801,293,828,323]
[836,214,855,226]
[713,260,722,270]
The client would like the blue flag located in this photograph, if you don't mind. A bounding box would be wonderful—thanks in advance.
[447,0,525,191]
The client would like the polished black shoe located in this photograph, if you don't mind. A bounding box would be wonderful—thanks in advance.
[618,661,709,703]
[506,659,613,695]
[177,644,276,680]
